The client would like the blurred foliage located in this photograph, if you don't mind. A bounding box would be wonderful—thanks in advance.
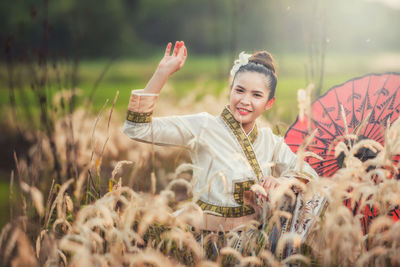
[1,0,399,60]
[0,180,10,227]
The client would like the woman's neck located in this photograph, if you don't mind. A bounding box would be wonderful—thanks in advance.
[225,105,255,134]
[242,122,255,134]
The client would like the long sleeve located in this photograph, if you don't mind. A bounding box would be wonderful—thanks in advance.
[122,89,209,148]
[282,142,318,179]
[269,132,319,180]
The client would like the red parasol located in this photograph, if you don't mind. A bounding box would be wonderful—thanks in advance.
[284,72,400,233]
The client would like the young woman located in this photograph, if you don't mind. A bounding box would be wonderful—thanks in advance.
[123,41,317,232]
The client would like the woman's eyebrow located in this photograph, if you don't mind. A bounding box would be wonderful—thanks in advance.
[251,89,265,95]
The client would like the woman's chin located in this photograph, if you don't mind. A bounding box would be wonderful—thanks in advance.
[234,114,253,126]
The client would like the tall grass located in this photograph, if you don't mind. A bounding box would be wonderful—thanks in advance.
[1,85,400,266]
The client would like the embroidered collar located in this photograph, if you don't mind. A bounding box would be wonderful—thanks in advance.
[221,106,263,180]
[221,107,258,144]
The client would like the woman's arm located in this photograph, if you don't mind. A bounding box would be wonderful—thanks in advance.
[123,41,207,148]
[143,41,187,95]
[260,134,319,197]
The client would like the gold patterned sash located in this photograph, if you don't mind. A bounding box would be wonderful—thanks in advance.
[195,108,263,218]
[221,107,263,180]
[196,180,256,217]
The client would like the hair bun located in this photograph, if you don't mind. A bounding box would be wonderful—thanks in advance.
[249,51,276,75]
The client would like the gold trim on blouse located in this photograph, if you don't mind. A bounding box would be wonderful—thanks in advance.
[221,107,263,180]
[193,107,264,218]
[125,90,158,123]
[126,110,153,123]
[197,179,256,218]
[248,123,258,144]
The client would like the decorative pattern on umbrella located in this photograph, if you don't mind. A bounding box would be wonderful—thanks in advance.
[284,72,400,234]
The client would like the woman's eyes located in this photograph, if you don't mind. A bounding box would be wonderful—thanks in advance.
[235,88,263,98]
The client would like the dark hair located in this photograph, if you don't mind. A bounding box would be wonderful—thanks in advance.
[232,51,277,100]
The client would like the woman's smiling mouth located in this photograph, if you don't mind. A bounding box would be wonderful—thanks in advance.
[237,107,251,115]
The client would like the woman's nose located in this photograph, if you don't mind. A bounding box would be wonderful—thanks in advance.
[240,94,251,105]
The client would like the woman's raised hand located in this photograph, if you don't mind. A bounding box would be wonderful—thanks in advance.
[158,41,187,77]
[142,41,187,95]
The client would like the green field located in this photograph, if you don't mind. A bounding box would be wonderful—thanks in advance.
[1,52,399,125]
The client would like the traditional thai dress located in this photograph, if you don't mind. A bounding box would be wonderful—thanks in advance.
[122,89,325,254]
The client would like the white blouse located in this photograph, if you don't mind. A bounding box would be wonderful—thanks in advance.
[122,90,318,219]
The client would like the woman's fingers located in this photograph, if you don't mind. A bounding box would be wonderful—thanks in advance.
[165,42,172,57]
[173,41,186,68]
[175,41,183,56]
[266,179,273,189]
[168,41,184,57]
[270,178,280,189]
[158,41,187,76]
[261,176,281,190]
[182,46,187,60]
[177,42,187,67]
[177,42,185,57]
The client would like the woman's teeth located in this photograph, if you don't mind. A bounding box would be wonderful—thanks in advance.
[238,108,250,114]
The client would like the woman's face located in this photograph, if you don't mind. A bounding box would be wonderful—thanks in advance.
[229,71,275,133]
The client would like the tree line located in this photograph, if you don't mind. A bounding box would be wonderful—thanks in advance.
[1,0,399,60]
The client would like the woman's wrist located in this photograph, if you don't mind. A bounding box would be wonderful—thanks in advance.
[142,68,170,94]
[154,67,171,80]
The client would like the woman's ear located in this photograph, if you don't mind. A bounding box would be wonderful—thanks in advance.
[265,97,275,110]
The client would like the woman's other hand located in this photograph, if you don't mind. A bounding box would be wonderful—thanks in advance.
[158,41,187,77]
[260,176,281,195]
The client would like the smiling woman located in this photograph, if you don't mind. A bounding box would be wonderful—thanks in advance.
[230,74,274,133]
[122,41,318,252]
[229,52,277,133]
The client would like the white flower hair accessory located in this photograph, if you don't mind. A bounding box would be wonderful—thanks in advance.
[230,51,252,77]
